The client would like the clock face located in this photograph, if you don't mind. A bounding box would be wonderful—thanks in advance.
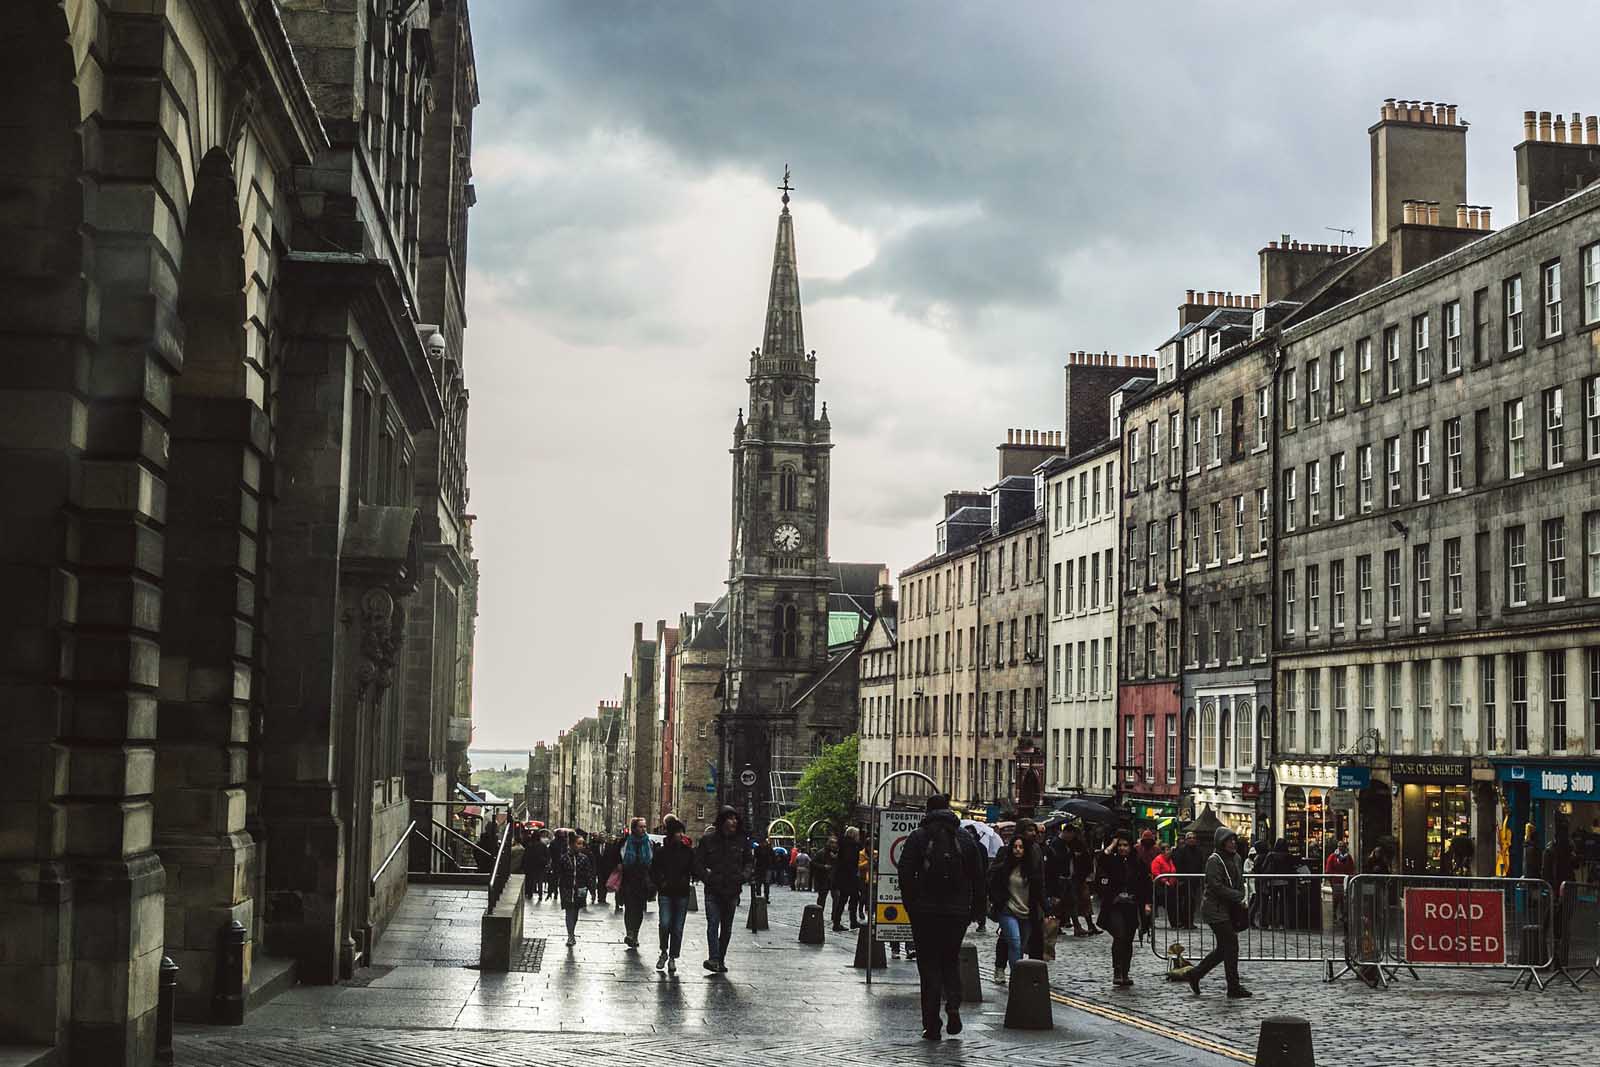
[772,523,802,551]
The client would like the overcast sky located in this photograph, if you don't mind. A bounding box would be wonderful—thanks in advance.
[462,1,1600,750]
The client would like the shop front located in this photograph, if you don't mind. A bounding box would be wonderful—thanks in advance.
[1190,783,1257,848]
[1390,757,1474,875]
[1497,760,1600,866]
[1274,761,1346,865]
[1125,798,1179,844]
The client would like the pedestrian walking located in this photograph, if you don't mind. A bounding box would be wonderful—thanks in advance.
[1150,841,1178,929]
[694,806,751,973]
[522,830,549,901]
[1172,829,1205,928]
[897,795,984,1041]
[1133,830,1158,943]
[831,828,863,931]
[1184,826,1252,998]
[1324,836,1354,923]
[814,836,836,908]
[794,846,811,891]
[1093,830,1152,987]
[986,835,1043,986]
[619,817,654,949]
[651,814,694,975]
[854,842,871,926]
[753,837,774,900]
[557,833,596,947]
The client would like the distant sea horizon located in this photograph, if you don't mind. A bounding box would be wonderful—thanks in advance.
[468,748,530,772]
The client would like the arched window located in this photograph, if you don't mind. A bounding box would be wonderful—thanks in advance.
[1236,701,1254,769]
[1261,707,1273,760]
[1185,708,1198,770]
[772,603,798,658]
[1218,706,1232,770]
[1200,700,1217,770]
[778,466,798,511]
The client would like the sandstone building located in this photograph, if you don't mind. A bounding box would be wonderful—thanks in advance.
[0,2,481,1063]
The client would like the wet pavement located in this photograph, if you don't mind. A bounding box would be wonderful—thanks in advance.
[174,885,1232,1065]
[173,883,1599,1066]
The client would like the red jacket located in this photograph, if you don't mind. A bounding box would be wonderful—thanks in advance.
[1324,850,1355,884]
[1150,852,1177,886]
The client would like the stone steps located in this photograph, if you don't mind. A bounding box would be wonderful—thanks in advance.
[248,955,298,1012]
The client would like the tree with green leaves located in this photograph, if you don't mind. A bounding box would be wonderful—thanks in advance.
[787,735,859,844]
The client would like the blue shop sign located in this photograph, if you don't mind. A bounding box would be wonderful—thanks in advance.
[1499,763,1600,802]
[1337,766,1371,790]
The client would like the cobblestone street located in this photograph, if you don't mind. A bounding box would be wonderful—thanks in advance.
[170,886,1599,1066]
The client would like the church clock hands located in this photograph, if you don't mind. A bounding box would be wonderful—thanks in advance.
[772,523,802,551]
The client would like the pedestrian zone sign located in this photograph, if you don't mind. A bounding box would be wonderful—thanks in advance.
[874,808,920,942]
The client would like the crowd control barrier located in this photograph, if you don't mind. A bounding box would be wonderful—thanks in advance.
[1343,874,1554,990]
[1553,881,1600,988]
[1149,873,1348,978]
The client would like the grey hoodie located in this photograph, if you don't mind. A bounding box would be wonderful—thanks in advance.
[1199,826,1246,926]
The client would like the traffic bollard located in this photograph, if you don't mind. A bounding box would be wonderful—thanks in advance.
[1003,959,1053,1030]
[156,956,178,1064]
[959,943,983,1002]
[212,920,248,1025]
[799,904,826,944]
[1255,1016,1315,1067]
[746,896,769,931]
[852,925,886,969]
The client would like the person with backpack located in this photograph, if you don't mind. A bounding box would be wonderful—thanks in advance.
[1184,826,1252,998]
[897,794,984,1042]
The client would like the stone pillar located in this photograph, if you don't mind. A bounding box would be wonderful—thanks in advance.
[1398,660,1415,755]
[1567,646,1588,753]
[1491,653,1508,754]
[259,309,352,986]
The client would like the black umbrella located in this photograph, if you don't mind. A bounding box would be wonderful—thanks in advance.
[1052,797,1118,825]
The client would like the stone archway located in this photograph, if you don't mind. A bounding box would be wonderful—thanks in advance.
[154,147,263,1021]
[0,0,96,1057]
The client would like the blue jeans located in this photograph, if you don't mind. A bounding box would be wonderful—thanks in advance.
[704,891,738,962]
[997,913,1031,968]
[658,894,689,958]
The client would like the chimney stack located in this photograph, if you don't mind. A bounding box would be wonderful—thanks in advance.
[1515,106,1600,219]
[1370,96,1468,243]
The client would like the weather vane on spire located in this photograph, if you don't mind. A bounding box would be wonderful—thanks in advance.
[779,164,793,207]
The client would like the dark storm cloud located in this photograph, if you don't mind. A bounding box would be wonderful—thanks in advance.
[463,0,1600,745]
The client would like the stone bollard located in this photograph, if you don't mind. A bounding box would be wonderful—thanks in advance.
[156,956,179,1065]
[799,904,826,944]
[746,896,769,931]
[1255,1016,1315,1067]
[687,884,699,912]
[212,919,248,1025]
[852,925,886,969]
[1003,959,1053,1030]
[958,943,984,1002]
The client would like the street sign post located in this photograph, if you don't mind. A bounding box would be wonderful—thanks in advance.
[873,808,920,944]
[739,768,757,787]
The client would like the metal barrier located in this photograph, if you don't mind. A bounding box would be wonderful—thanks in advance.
[1344,874,1554,990]
[1149,873,1348,978]
[1554,881,1600,988]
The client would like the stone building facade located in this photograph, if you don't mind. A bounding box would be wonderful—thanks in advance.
[0,1,480,1062]
[670,602,727,829]
[619,622,658,829]
[855,590,898,806]
[1044,437,1124,797]
[1273,101,1600,875]
[525,743,552,824]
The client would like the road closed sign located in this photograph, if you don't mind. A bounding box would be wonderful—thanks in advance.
[874,808,921,942]
[1402,888,1505,965]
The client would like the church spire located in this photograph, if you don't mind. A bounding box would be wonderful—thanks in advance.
[761,165,805,358]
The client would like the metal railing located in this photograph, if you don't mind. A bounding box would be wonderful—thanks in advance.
[486,817,516,911]
[1343,874,1554,990]
[1554,880,1600,988]
[370,819,418,897]
[1149,873,1348,977]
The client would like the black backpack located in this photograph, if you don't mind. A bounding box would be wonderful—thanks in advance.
[919,822,968,901]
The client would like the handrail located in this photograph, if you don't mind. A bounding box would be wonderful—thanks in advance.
[433,818,495,859]
[486,818,514,910]
[370,819,418,897]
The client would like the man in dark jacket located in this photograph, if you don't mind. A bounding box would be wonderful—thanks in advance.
[898,795,984,1042]
[1171,829,1206,928]
[831,828,864,931]
[522,831,549,901]
[694,806,750,973]
[753,837,775,900]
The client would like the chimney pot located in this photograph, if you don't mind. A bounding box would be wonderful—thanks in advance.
[1402,200,1417,225]
[1186,288,1195,303]
[1555,115,1568,144]
[1445,104,1457,125]
[1427,202,1440,226]
[1539,111,1553,141]
[1480,206,1492,230]
[1467,207,1480,229]
[1382,98,1397,121]
[1422,101,1434,123]
[1588,116,1599,145]
[1573,112,1584,140]
[1456,205,1469,228]
[1525,110,1538,142]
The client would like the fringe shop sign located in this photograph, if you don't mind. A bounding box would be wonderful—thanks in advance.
[1402,888,1505,965]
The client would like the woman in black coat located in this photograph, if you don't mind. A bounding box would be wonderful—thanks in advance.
[986,837,1044,985]
[650,814,696,974]
[556,834,596,947]
[1093,831,1152,987]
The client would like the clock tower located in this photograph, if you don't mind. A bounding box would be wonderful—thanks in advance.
[720,173,834,827]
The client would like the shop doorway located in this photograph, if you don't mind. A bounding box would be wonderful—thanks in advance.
[1359,779,1392,864]
[1400,783,1471,874]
